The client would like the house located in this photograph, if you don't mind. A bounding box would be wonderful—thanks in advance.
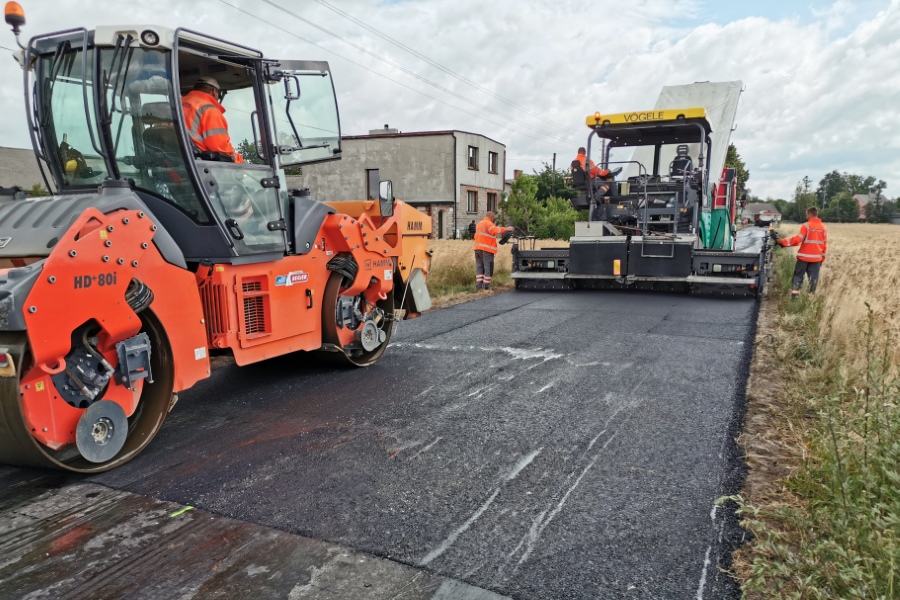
[0,146,45,193]
[287,126,506,239]
[853,194,871,220]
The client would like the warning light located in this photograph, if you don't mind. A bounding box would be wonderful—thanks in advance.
[4,2,25,33]
[594,111,602,123]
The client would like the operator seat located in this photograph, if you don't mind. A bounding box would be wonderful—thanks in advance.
[669,144,693,179]
[570,159,587,189]
[141,102,181,163]
[139,102,203,215]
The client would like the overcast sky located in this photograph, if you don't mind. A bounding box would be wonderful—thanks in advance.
[0,0,897,199]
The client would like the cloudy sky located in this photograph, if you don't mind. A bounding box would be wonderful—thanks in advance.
[0,0,897,199]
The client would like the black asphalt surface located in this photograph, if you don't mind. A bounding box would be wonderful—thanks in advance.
[1,290,755,599]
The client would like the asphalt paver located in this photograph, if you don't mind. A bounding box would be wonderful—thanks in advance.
[0,290,755,599]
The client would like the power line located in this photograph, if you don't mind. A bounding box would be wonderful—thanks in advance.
[312,0,579,138]
[255,0,577,146]
[0,44,17,52]
[215,0,576,148]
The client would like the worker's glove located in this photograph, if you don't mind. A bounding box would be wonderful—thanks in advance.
[499,229,515,245]
[768,229,780,241]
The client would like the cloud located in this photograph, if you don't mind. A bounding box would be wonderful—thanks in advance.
[0,0,896,199]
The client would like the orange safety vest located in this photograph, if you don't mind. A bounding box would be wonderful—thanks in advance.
[574,153,598,178]
[181,90,244,163]
[474,217,502,254]
[780,217,827,262]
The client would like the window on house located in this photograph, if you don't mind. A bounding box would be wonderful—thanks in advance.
[488,151,498,174]
[366,169,379,201]
[467,189,478,212]
[487,191,497,212]
[468,146,479,170]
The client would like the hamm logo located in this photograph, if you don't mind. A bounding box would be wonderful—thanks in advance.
[406,221,423,231]
[0,237,10,249]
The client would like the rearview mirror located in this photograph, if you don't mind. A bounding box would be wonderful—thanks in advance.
[379,180,394,218]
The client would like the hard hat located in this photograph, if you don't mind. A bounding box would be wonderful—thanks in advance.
[65,159,78,174]
[195,75,221,91]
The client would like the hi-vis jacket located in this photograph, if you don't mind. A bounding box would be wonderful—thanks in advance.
[574,153,598,178]
[181,90,244,163]
[779,217,827,262]
[474,217,503,254]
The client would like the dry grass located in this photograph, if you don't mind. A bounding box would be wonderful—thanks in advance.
[736,222,900,598]
[776,223,900,367]
[426,239,567,308]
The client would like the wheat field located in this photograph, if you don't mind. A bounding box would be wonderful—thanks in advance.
[776,222,900,364]
[426,238,567,293]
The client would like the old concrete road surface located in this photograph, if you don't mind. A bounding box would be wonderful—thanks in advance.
[0,290,755,599]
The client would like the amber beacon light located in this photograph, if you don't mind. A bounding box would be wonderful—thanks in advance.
[4,2,25,33]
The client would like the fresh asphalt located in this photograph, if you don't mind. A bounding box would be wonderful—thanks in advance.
[0,290,755,599]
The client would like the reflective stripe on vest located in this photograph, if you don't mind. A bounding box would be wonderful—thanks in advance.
[797,222,826,262]
[474,219,498,254]
[182,92,238,159]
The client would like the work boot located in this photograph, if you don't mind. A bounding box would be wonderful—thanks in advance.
[475,282,483,291]
[483,285,491,292]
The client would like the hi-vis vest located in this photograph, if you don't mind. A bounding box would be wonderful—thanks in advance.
[574,153,597,178]
[474,218,502,254]
[781,217,827,262]
[181,90,244,163]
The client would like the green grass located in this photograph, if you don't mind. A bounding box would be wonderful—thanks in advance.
[735,252,900,599]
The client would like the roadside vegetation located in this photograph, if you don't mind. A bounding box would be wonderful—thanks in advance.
[426,238,569,308]
[426,239,514,306]
[735,223,900,598]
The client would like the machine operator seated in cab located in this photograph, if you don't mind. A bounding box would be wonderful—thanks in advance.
[571,147,616,196]
[571,147,594,189]
[181,75,245,163]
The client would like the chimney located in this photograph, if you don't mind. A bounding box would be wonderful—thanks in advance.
[369,124,400,135]
[514,169,522,179]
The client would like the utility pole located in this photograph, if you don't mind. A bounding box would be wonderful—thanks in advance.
[551,153,556,196]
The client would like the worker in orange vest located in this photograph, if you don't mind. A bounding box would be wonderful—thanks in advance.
[181,76,244,163]
[573,147,598,178]
[778,206,827,298]
[474,211,514,291]
[574,148,615,198]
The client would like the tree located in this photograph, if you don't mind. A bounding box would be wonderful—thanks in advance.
[532,196,578,240]
[503,174,540,234]
[532,163,577,202]
[502,174,578,239]
[780,177,818,222]
[866,196,896,223]
[236,138,301,175]
[844,174,877,196]
[817,170,847,205]
[725,144,750,189]
[821,191,859,222]
[236,139,264,165]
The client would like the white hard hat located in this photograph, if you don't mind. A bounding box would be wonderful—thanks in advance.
[196,75,221,91]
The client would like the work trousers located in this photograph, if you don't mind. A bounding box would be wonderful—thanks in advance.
[475,250,495,289]
[792,259,822,293]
